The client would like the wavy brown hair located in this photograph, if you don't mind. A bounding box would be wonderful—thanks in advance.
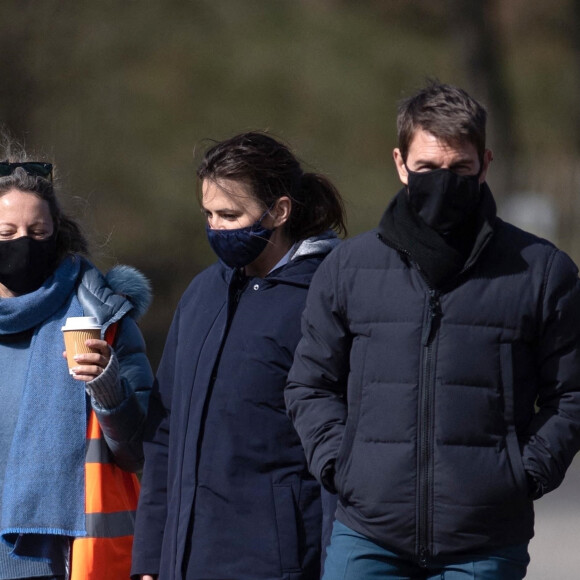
[197,131,347,241]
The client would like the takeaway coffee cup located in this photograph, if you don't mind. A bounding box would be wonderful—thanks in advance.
[62,316,102,374]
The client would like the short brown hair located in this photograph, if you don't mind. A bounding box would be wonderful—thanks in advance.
[397,81,487,162]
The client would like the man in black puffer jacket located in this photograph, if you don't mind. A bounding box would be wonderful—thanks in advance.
[285,81,580,579]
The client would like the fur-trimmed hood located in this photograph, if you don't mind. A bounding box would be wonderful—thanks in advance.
[76,258,152,329]
[104,265,153,320]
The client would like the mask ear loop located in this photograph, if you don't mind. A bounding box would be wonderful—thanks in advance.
[249,202,280,247]
[256,201,278,227]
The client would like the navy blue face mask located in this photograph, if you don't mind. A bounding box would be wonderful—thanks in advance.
[206,211,274,269]
[406,166,482,233]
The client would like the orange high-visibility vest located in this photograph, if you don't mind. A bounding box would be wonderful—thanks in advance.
[70,323,141,579]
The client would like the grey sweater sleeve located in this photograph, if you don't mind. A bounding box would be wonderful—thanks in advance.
[89,317,153,473]
[85,349,124,410]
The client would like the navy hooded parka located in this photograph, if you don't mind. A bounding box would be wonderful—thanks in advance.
[132,235,338,580]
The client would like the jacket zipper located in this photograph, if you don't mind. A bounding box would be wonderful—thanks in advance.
[418,287,441,568]
[376,233,441,567]
[190,272,247,529]
[377,229,498,566]
[208,271,248,384]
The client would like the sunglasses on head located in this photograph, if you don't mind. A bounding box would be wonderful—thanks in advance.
[0,161,53,181]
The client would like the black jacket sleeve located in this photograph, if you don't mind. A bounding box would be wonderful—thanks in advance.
[522,249,580,497]
[285,251,351,488]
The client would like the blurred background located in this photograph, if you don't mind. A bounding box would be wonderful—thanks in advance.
[1,1,579,576]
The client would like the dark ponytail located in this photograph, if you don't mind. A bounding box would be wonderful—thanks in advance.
[288,172,346,241]
[197,131,347,242]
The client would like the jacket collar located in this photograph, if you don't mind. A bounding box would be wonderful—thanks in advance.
[378,183,497,290]
[221,230,340,289]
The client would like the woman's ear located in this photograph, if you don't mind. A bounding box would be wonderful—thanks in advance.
[270,196,292,227]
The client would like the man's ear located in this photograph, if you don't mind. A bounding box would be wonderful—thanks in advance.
[478,149,493,183]
[393,148,408,186]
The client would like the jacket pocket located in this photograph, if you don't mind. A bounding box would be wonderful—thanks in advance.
[500,342,528,494]
[272,484,300,573]
[333,335,368,496]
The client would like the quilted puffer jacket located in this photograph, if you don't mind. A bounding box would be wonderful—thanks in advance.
[286,188,580,564]
[77,259,153,471]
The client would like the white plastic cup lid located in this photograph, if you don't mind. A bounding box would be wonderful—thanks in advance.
[61,316,101,331]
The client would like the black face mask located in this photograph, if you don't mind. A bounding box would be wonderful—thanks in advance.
[0,235,58,295]
[406,167,482,233]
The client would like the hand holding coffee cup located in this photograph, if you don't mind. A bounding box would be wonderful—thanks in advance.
[62,316,111,381]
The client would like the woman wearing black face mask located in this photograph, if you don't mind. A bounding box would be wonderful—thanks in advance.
[132,132,347,580]
[0,150,153,580]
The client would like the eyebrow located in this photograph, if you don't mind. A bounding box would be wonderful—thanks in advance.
[448,157,476,167]
[413,156,475,167]
[200,206,241,215]
[0,219,52,228]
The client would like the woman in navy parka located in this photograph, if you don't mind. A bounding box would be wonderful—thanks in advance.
[132,132,346,580]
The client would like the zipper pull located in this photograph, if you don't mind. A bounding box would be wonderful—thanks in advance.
[422,291,442,346]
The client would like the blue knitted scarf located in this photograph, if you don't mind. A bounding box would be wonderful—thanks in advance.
[0,256,87,561]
